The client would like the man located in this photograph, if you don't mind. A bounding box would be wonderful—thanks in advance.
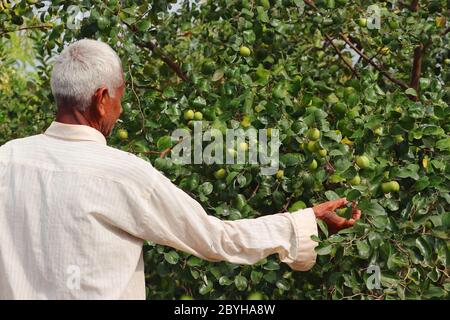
[0,39,361,299]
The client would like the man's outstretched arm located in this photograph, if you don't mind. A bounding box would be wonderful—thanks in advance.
[122,166,360,271]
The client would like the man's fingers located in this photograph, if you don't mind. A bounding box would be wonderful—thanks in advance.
[328,198,349,210]
[352,209,362,220]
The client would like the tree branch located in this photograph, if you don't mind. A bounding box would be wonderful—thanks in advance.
[410,0,420,12]
[409,43,424,100]
[324,33,359,77]
[339,33,409,90]
[0,24,53,36]
[121,20,190,83]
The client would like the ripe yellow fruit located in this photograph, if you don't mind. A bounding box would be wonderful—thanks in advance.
[380,47,391,55]
[194,111,203,120]
[214,168,226,179]
[184,109,195,120]
[239,46,251,57]
[117,129,128,140]
[239,142,249,152]
[241,116,251,128]
[436,16,446,28]
[374,127,383,136]
[227,148,237,158]
[276,170,284,179]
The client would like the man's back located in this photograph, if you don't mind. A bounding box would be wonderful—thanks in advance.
[0,122,154,299]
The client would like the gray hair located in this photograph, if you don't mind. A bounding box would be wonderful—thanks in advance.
[50,39,123,111]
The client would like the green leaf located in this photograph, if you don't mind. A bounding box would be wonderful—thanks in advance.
[187,256,203,267]
[276,279,290,291]
[263,260,280,271]
[219,276,233,286]
[316,244,332,255]
[436,138,450,151]
[164,251,179,264]
[234,275,248,291]
[405,88,417,97]
[359,199,387,216]
[136,19,150,31]
[356,240,370,259]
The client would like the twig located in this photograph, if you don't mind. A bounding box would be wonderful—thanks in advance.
[122,20,190,83]
[339,33,409,90]
[324,33,359,77]
[0,24,53,36]
[128,64,146,131]
[248,181,260,201]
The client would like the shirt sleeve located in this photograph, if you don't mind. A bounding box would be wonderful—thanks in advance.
[126,166,319,272]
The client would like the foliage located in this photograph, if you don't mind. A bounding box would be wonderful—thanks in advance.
[0,0,449,300]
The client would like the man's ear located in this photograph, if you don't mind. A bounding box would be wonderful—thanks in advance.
[92,86,110,117]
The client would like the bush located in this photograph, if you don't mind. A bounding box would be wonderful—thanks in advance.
[1,0,449,299]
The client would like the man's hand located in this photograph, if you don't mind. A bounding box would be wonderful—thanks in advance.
[312,198,361,234]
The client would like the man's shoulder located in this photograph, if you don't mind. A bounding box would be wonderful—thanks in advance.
[96,145,160,191]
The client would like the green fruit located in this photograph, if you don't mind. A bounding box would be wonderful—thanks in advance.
[317,149,328,158]
[334,102,347,116]
[381,181,400,193]
[214,168,226,179]
[276,170,284,179]
[356,155,370,169]
[288,200,307,212]
[117,129,128,140]
[329,174,344,184]
[247,292,264,300]
[259,0,270,9]
[96,16,109,30]
[358,18,367,27]
[235,194,247,211]
[184,109,195,120]
[349,175,361,186]
[214,181,227,191]
[307,128,321,141]
[394,135,404,143]
[374,127,383,136]
[309,159,318,171]
[239,46,251,57]
[388,20,399,29]
[307,141,318,152]
[444,58,450,65]
[180,295,193,300]
[194,111,203,120]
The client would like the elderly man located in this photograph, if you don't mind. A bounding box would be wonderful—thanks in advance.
[0,39,361,299]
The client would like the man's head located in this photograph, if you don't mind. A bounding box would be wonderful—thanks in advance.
[51,39,124,137]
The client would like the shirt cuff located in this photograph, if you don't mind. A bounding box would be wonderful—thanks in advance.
[280,208,318,271]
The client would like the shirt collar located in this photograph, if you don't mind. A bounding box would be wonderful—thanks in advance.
[44,121,107,145]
